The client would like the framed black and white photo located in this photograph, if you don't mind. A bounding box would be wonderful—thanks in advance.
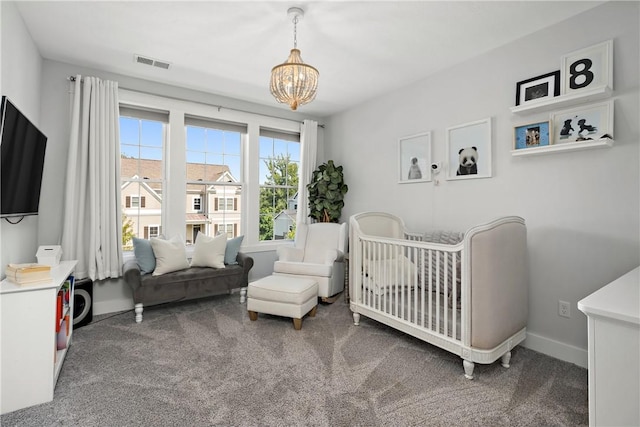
[561,40,613,95]
[515,71,560,106]
[398,131,431,184]
[446,118,492,181]
[514,121,551,150]
[550,100,613,144]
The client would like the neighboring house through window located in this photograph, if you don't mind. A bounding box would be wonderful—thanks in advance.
[120,106,167,251]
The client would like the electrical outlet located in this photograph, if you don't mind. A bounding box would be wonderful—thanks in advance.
[559,300,571,318]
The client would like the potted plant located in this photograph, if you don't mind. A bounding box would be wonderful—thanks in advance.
[307,160,348,223]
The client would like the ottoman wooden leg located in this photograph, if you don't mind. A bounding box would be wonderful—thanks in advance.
[309,305,317,317]
[293,318,303,330]
[248,310,258,321]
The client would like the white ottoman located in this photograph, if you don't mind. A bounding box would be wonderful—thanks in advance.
[247,275,318,330]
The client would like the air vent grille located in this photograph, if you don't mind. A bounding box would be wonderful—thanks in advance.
[134,54,172,70]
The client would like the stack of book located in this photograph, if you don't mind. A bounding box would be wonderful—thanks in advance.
[5,263,52,285]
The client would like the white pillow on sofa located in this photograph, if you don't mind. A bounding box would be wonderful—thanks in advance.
[150,236,190,276]
[190,233,226,269]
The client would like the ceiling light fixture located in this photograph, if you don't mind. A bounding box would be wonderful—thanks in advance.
[270,7,319,111]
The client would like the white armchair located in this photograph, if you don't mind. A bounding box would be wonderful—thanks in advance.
[273,222,348,300]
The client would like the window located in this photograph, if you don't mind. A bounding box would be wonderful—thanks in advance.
[119,107,168,251]
[216,197,235,211]
[118,89,309,250]
[216,223,235,239]
[185,117,245,242]
[259,129,300,241]
[126,195,145,208]
[145,225,160,239]
[192,197,201,212]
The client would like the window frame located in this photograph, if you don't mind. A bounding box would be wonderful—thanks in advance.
[119,89,306,253]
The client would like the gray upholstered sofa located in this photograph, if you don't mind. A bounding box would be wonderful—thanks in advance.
[123,252,253,322]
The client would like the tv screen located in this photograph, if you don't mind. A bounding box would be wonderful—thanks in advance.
[0,96,48,218]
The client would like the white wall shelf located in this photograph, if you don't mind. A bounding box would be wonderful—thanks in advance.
[511,138,614,157]
[510,86,612,115]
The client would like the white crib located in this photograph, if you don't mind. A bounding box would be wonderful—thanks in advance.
[349,212,528,379]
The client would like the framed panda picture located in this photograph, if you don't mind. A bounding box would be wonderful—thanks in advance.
[445,118,492,181]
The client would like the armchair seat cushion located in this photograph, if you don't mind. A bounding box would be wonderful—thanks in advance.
[274,261,332,278]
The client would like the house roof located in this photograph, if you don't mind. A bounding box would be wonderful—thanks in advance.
[186,213,210,224]
[121,158,234,191]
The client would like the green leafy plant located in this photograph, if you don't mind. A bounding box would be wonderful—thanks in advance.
[307,160,348,223]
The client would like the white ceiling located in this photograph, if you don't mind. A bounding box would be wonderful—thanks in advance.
[15,1,604,118]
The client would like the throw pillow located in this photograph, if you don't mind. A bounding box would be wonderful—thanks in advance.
[224,235,244,265]
[190,233,226,269]
[132,237,156,275]
[150,236,190,276]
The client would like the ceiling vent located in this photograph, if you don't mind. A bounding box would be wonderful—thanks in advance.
[134,54,171,70]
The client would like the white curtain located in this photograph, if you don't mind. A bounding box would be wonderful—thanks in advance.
[61,75,122,281]
[296,119,318,227]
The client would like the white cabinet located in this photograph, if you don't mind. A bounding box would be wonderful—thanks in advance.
[0,260,77,414]
[578,267,640,427]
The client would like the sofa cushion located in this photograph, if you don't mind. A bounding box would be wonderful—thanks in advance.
[133,237,156,275]
[191,233,226,269]
[151,236,190,275]
[224,235,244,265]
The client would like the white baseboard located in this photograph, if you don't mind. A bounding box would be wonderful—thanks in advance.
[93,299,134,317]
[522,332,588,368]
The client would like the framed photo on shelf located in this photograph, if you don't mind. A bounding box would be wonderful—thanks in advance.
[515,71,560,106]
[446,118,492,181]
[514,121,551,150]
[561,40,613,95]
[550,100,613,144]
[398,131,431,184]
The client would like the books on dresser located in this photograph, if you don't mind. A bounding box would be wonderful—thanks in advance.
[5,263,52,284]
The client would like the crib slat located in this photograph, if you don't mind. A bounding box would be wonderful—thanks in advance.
[435,251,440,334]
[444,251,449,337]
[453,251,457,340]
[420,248,425,328]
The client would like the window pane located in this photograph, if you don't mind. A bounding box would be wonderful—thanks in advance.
[186,124,243,243]
[120,116,164,252]
[259,134,299,241]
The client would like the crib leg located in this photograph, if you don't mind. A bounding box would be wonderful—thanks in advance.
[353,312,360,326]
[463,360,475,380]
[501,351,512,368]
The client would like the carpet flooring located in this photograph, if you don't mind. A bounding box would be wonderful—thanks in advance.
[1,294,588,426]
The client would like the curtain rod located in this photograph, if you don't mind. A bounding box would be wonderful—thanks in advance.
[67,75,325,128]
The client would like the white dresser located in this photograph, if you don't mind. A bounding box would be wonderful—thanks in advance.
[577,266,640,427]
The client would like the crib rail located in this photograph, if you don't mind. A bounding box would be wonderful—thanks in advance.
[351,232,465,342]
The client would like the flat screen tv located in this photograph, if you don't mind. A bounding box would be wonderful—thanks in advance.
[0,96,48,218]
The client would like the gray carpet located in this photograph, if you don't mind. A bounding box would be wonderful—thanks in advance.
[1,294,588,426]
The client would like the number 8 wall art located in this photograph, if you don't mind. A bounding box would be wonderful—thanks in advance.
[560,40,613,95]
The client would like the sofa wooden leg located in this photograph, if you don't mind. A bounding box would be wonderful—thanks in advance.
[309,305,317,317]
[293,318,303,330]
[240,287,247,304]
[248,310,258,321]
[134,303,143,323]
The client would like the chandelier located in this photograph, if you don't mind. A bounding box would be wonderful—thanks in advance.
[270,7,319,111]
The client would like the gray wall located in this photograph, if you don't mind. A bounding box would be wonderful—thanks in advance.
[0,2,44,272]
[323,2,639,365]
